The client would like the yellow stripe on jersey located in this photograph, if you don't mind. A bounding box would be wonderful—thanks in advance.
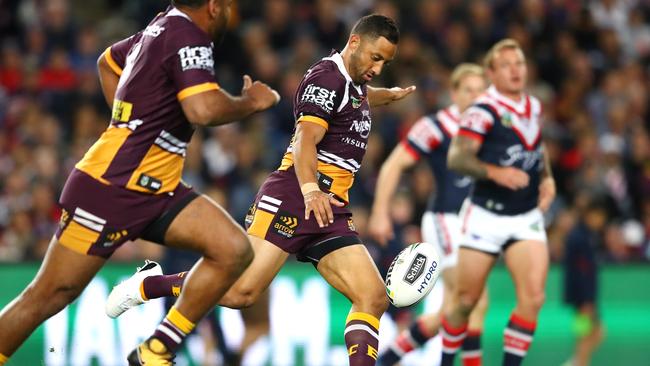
[125,145,185,194]
[346,312,380,330]
[59,220,101,255]
[278,152,354,203]
[75,126,133,185]
[177,82,220,101]
[104,47,123,76]
[297,115,329,130]
[247,207,275,239]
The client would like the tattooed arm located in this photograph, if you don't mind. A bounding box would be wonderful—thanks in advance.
[447,135,529,190]
[447,135,488,179]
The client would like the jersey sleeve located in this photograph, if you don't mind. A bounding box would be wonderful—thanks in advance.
[403,115,443,159]
[164,28,220,101]
[104,34,141,76]
[294,68,344,130]
[458,105,495,142]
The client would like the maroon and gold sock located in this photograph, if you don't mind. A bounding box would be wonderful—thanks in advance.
[152,306,196,353]
[141,272,187,300]
[345,312,380,366]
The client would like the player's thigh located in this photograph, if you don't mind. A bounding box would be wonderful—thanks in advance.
[25,237,105,302]
[503,240,549,300]
[164,194,250,258]
[455,247,497,300]
[224,235,289,304]
[316,244,384,304]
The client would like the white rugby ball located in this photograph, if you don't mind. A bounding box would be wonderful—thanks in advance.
[385,242,441,307]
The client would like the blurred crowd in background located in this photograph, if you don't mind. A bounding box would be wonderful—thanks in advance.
[0,0,649,266]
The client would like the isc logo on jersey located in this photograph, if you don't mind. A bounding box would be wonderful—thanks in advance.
[385,242,441,307]
[178,46,214,73]
[301,84,336,112]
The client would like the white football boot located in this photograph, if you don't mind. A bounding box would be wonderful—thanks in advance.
[105,260,163,318]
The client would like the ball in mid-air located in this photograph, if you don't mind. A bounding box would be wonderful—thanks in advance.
[385,242,441,307]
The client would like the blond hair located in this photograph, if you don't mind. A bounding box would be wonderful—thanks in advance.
[450,63,485,90]
[483,38,523,69]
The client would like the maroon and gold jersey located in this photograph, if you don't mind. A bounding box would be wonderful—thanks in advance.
[76,7,219,194]
[279,51,370,203]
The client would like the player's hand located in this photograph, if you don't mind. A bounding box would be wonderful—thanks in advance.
[486,165,529,190]
[537,176,556,212]
[368,211,394,247]
[388,85,416,102]
[241,74,281,112]
[304,190,345,228]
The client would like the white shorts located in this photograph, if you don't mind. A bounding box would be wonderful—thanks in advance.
[421,211,462,270]
[459,199,547,255]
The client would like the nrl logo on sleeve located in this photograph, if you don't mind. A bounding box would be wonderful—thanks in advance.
[178,46,214,73]
[301,84,337,113]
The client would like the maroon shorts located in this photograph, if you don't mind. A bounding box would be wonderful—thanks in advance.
[245,170,361,264]
[55,169,197,257]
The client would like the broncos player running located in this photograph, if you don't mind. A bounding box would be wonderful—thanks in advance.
[106,14,416,366]
[439,39,556,366]
[370,63,488,366]
[0,1,281,365]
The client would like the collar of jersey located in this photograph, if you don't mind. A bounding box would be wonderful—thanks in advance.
[487,85,527,115]
[323,52,363,95]
[167,7,191,21]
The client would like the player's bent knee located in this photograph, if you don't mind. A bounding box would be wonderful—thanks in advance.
[220,286,261,309]
[457,291,481,317]
[354,283,389,315]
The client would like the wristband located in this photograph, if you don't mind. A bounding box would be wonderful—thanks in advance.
[300,182,320,195]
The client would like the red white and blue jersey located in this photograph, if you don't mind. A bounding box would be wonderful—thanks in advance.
[458,86,543,215]
[403,105,472,214]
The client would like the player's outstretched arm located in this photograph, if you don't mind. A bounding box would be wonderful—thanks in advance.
[181,75,280,127]
[369,144,417,246]
[367,85,416,107]
[448,135,529,190]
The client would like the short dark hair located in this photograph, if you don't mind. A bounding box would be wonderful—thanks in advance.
[351,14,399,44]
[171,0,208,8]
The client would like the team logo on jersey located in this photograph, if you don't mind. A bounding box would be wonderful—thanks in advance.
[272,211,299,238]
[351,96,364,109]
[178,46,214,73]
[501,112,513,128]
[301,84,337,113]
[500,145,542,170]
[349,110,371,138]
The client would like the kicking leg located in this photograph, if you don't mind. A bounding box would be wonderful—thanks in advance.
[318,244,387,366]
